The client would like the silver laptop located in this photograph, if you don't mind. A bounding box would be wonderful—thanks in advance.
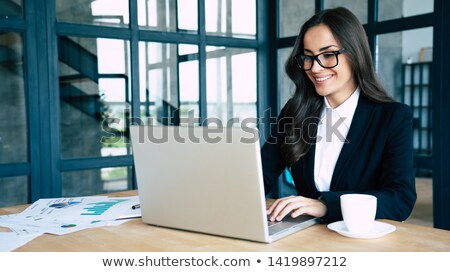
[130,125,319,243]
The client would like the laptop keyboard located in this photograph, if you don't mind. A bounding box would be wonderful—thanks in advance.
[267,220,283,227]
[267,215,297,226]
[267,215,316,236]
[268,221,293,235]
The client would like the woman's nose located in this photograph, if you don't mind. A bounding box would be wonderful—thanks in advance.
[310,59,324,73]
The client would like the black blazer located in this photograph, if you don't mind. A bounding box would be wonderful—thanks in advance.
[261,93,417,223]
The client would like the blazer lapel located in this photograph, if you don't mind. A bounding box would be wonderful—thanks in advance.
[303,139,317,194]
[329,94,376,190]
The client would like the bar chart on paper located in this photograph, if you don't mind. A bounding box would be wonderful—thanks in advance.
[81,199,129,216]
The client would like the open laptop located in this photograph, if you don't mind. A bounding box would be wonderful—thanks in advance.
[129,125,319,243]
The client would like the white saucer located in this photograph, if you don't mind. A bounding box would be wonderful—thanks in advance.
[327,221,396,239]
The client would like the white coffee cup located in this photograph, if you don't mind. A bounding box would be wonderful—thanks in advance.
[340,194,377,234]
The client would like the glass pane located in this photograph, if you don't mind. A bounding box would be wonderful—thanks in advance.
[138,0,198,32]
[377,27,433,168]
[56,0,129,27]
[179,47,199,125]
[206,0,256,39]
[279,0,315,38]
[58,36,131,159]
[61,167,132,197]
[405,177,433,227]
[378,0,434,22]
[0,0,23,19]
[206,46,257,126]
[324,0,367,24]
[0,176,28,207]
[0,32,27,163]
[278,47,295,111]
[139,42,195,126]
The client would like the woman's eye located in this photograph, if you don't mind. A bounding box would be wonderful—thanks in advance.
[322,53,335,59]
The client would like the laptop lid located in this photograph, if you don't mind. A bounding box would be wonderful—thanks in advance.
[130,125,318,243]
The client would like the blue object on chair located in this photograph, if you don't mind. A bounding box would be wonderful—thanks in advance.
[278,168,297,197]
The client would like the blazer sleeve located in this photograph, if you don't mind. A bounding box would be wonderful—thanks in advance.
[260,107,289,195]
[320,103,417,223]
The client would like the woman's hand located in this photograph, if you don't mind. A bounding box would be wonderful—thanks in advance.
[267,195,327,221]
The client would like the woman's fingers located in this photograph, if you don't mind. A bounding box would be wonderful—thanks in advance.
[267,196,327,220]
[291,198,327,218]
[267,196,303,221]
[266,195,294,215]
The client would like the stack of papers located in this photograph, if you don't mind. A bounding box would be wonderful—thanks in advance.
[0,195,141,251]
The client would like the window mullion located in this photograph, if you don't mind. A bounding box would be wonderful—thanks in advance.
[198,0,207,124]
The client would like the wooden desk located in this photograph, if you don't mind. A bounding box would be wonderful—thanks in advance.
[1,190,449,252]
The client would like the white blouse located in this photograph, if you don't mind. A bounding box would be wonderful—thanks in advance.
[314,87,360,192]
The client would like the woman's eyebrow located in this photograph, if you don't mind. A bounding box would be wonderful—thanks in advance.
[304,45,339,53]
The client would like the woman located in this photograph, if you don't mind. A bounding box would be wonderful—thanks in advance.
[263,7,416,223]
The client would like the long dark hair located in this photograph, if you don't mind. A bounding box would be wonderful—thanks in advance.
[281,7,393,166]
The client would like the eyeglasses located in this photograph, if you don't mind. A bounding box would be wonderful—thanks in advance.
[294,48,347,71]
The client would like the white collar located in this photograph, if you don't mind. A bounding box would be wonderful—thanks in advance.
[323,87,360,128]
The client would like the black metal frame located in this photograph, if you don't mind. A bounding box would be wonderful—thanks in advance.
[431,0,450,230]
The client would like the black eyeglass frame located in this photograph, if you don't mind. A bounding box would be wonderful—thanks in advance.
[294,48,347,71]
